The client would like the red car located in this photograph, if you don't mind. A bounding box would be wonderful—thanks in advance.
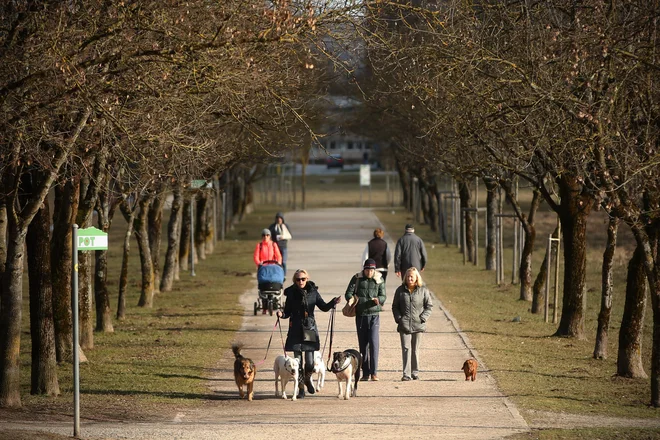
[326,154,344,169]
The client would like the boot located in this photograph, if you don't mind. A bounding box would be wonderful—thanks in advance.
[304,371,315,395]
[297,381,305,399]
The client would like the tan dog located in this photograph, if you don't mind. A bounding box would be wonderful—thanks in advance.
[462,359,477,381]
[233,343,256,401]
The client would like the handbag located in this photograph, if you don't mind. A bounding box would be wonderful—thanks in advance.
[280,224,292,241]
[342,296,358,318]
[342,276,360,317]
[302,316,317,342]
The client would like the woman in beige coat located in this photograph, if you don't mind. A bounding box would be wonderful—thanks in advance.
[392,267,433,381]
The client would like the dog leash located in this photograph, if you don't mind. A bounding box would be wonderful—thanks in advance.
[255,318,281,366]
[325,306,336,367]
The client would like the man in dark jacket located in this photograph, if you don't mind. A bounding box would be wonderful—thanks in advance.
[394,224,428,278]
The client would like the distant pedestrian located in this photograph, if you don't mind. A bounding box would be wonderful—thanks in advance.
[394,224,427,278]
[269,212,292,276]
[344,258,386,381]
[361,228,391,282]
[253,229,282,267]
[392,267,433,381]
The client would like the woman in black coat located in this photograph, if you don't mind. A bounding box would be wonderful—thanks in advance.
[277,269,339,398]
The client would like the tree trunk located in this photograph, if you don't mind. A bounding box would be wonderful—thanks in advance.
[484,178,498,271]
[51,179,79,363]
[194,191,208,261]
[554,177,593,339]
[136,195,155,308]
[179,195,191,272]
[0,202,6,316]
[519,190,542,301]
[459,180,474,262]
[161,186,183,292]
[95,172,115,333]
[117,203,136,321]
[532,226,559,314]
[204,189,215,255]
[27,199,60,396]
[616,243,648,377]
[0,216,26,407]
[594,217,618,360]
[148,191,165,291]
[76,171,99,351]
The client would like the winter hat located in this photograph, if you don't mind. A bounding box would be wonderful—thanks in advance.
[261,229,271,236]
[405,224,415,232]
[275,212,284,220]
[363,258,377,269]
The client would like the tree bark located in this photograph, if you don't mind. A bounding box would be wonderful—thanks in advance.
[0,202,6,316]
[0,215,27,407]
[519,190,542,302]
[459,180,474,262]
[532,226,559,314]
[94,168,116,333]
[148,191,165,291]
[484,177,498,271]
[26,199,60,396]
[161,185,183,292]
[194,191,208,261]
[594,217,617,360]
[117,201,136,320]
[616,243,648,377]
[136,194,155,308]
[179,195,192,272]
[553,176,593,339]
[51,178,79,363]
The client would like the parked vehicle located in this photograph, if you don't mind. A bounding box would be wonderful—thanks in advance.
[326,154,344,169]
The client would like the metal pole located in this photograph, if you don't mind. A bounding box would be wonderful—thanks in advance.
[190,198,196,277]
[512,218,518,284]
[495,216,501,285]
[220,192,226,242]
[72,224,80,438]
[462,210,467,265]
[544,234,551,323]
[212,183,218,247]
[553,223,562,324]
[474,210,479,267]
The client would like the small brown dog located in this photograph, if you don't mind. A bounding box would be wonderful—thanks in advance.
[462,359,478,381]
[233,343,256,401]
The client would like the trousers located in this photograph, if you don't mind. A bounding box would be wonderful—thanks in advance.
[356,314,380,377]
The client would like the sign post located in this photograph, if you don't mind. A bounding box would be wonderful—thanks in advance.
[72,225,108,438]
[360,164,371,207]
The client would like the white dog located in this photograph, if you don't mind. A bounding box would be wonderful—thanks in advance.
[312,351,326,392]
[273,354,300,400]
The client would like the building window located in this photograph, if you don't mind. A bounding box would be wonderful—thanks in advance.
[347,142,353,150]
[364,142,371,150]
[330,141,336,150]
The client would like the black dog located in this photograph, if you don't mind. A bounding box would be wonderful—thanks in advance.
[330,349,363,400]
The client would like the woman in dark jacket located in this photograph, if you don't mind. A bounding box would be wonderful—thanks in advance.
[277,269,339,398]
[392,267,433,381]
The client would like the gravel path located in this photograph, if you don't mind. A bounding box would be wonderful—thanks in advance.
[2,208,529,439]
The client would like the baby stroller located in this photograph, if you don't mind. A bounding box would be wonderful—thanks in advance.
[254,261,285,316]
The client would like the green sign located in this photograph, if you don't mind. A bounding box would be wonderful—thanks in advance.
[78,227,108,250]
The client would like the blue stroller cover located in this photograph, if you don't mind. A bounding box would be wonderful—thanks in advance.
[258,263,284,284]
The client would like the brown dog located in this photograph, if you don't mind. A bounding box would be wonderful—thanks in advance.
[462,359,477,381]
[233,343,256,401]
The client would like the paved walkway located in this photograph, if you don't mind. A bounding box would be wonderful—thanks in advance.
[3,208,529,439]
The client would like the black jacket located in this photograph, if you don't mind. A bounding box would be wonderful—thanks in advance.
[281,281,335,352]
